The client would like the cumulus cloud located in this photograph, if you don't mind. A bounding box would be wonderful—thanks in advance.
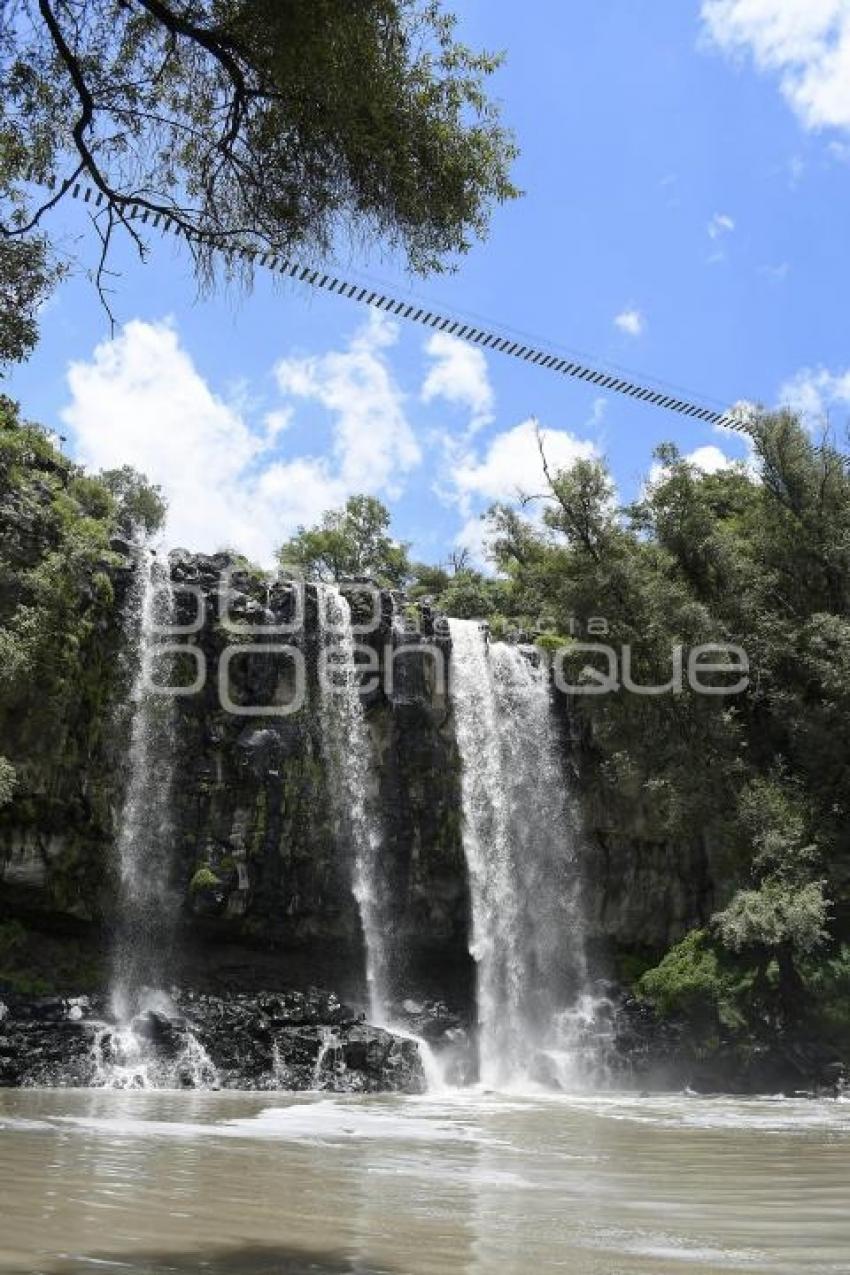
[778,365,850,424]
[614,308,646,337]
[450,418,597,513]
[444,418,600,569]
[686,444,737,473]
[274,309,420,496]
[701,0,850,132]
[63,314,419,564]
[420,331,494,431]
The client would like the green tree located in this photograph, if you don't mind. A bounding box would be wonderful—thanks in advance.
[0,397,158,791]
[0,237,62,370]
[1,0,518,314]
[279,494,411,587]
[711,777,829,1016]
[99,465,167,538]
[437,569,508,619]
[408,562,451,600]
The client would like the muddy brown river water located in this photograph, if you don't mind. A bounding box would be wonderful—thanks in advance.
[0,1087,848,1274]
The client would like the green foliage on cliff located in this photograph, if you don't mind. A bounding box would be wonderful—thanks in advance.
[0,756,15,808]
[477,412,850,1039]
[638,930,752,1034]
[0,397,164,914]
[190,867,222,893]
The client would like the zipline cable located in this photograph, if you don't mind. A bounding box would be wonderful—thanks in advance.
[44,176,755,436]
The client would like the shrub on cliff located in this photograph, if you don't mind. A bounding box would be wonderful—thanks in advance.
[638,929,753,1038]
[0,398,163,913]
[279,495,412,587]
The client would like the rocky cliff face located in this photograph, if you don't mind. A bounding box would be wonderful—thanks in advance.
[163,553,473,1009]
[0,550,474,1010]
[0,988,426,1092]
[0,547,718,1009]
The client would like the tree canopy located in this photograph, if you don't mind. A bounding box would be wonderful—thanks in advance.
[0,0,518,328]
[477,412,850,1044]
[279,494,411,588]
[0,396,164,816]
[0,237,61,370]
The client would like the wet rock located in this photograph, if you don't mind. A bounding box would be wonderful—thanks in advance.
[108,535,135,557]
[0,989,427,1093]
[131,1009,186,1058]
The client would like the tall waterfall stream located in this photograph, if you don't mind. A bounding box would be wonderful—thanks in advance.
[448,618,604,1089]
[316,585,445,1089]
[316,584,388,1024]
[112,550,177,1021]
[100,549,216,1088]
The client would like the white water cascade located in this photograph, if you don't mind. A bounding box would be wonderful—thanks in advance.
[112,549,179,1022]
[101,549,217,1089]
[448,618,591,1090]
[316,585,446,1091]
[316,585,388,1024]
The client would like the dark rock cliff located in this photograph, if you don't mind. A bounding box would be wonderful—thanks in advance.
[0,547,717,1009]
[0,551,474,1011]
[164,554,473,1010]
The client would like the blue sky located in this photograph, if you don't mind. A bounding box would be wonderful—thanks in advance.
[8,0,850,566]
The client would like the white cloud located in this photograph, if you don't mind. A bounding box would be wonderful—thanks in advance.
[420,332,494,431]
[450,418,597,515]
[614,308,646,337]
[708,212,736,239]
[778,364,850,424]
[263,408,292,440]
[760,261,790,281]
[687,444,737,473]
[63,314,420,565]
[646,443,736,490]
[453,514,495,570]
[274,310,420,496]
[701,0,850,132]
[828,137,850,161]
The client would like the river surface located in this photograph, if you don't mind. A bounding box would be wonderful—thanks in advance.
[0,1088,848,1274]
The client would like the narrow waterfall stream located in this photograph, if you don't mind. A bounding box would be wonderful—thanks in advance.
[448,618,591,1089]
[316,585,446,1090]
[101,549,215,1088]
[112,549,178,1022]
[316,585,388,1024]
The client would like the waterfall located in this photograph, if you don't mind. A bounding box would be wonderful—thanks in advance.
[316,585,448,1092]
[448,618,589,1090]
[97,549,218,1089]
[316,585,388,1023]
[112,549,179,1022]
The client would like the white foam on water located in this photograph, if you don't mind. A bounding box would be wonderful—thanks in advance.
[90,1007,218,1092]
[51,1095,495,1146]
[521,1089,850,1133]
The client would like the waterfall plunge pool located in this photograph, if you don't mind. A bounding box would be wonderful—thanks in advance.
[0,1087,848,1274]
